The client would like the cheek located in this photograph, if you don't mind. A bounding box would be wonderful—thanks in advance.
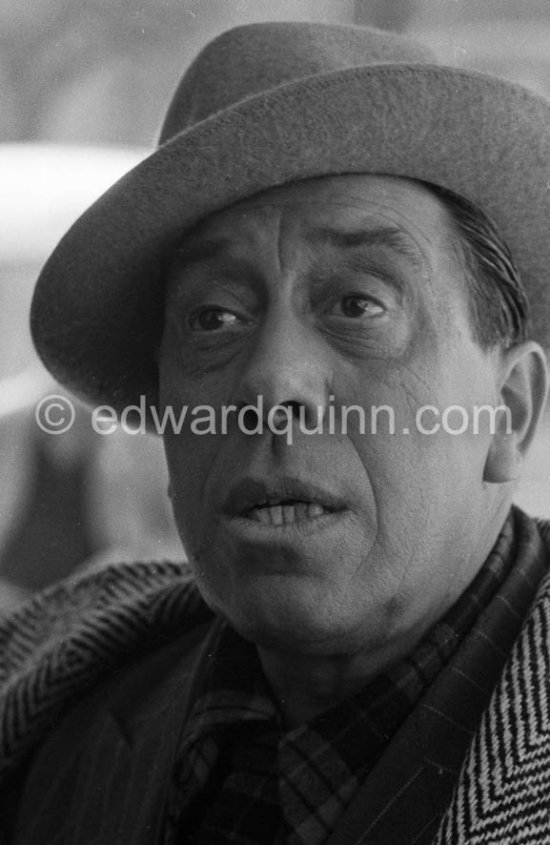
[344,364,492,528]
[159,321,245,417]
[162,431,196,541]
[162,423,221,522]
[158,361,219,542]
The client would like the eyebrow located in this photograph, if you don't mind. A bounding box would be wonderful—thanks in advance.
[304,224,425,271]
[171,224,425,280]
[172,237,234,270]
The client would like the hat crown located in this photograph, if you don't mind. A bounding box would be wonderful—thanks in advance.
[159,21,435,144]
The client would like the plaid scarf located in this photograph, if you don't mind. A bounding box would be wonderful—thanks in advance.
[166,514,518,845]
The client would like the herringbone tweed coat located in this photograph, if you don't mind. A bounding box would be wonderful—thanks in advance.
[1,515,549,844]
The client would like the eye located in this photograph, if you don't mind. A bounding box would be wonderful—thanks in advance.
[334,295,386,319]
[189,307,240,332]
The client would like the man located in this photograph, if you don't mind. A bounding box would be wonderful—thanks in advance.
[1,21,550,844]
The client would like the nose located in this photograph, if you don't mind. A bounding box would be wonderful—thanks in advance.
[234,309,331,429]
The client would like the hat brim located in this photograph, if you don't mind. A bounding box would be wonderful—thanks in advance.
[31,62,550,412]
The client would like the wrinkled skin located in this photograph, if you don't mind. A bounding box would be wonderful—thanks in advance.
[159,175,537,716]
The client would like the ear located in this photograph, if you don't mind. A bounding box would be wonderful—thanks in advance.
[484,341,548,483]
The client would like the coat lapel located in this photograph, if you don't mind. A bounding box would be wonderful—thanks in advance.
[15,517,550,844]
[432,572,550,844]
[322,624,494,845]
[13,623,212,845]
[327,529,550,845]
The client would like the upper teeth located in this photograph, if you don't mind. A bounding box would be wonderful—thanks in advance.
[247,501,328,525]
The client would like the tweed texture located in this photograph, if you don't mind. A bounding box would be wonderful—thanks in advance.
[433,524,550,845]
[0,521,550,842]
[30,22,550,413]
[0,561,211,785]
[164,517,516,845]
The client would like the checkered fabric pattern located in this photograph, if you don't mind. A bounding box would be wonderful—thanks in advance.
[166,515,517,844]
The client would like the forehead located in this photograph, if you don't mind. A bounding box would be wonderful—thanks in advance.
[181,174,456,262]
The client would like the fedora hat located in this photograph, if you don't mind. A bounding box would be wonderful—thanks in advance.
[31,21,550,411]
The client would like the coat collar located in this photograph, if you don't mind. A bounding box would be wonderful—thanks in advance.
[325,509,550,845]
[9,515,550,845]
[80,512,550,845]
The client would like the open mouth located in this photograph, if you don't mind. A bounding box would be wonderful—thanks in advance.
[245,499,332,526]
[224,477,345,528]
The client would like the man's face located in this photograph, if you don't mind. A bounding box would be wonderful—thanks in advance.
[159,175,504,658]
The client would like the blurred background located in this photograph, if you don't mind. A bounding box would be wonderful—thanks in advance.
[1,0,549,612]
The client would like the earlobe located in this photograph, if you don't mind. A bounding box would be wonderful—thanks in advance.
[484,342,548,484]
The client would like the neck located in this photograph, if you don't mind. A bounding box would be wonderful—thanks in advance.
[257,635,420,729]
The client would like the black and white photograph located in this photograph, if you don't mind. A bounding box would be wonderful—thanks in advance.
[1,2,550,842]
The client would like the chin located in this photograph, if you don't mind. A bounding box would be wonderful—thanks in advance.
[203,580,366,655]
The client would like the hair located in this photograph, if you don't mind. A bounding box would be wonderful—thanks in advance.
[424,182,531,350]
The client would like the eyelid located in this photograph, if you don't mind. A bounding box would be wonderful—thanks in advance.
[338,257,405,302]
[320,285,389,313]
[330,293,387,318]
[187,303,253,334]
[309,261,403,307]
[171,279,257,323]
[170,261,266,313]
[190,305,233,324]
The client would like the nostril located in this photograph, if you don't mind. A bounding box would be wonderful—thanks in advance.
[266,402,304,433]
[235,399,317,433]
[270,401,303,425]
[286,401,303,417]
[241,407,262,430]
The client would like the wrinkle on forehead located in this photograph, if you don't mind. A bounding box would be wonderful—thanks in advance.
[167,174,472,341]
[179,175,454,275]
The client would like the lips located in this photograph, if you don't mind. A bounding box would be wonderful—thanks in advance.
[223,477,346,526]
[248,501,329,525]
